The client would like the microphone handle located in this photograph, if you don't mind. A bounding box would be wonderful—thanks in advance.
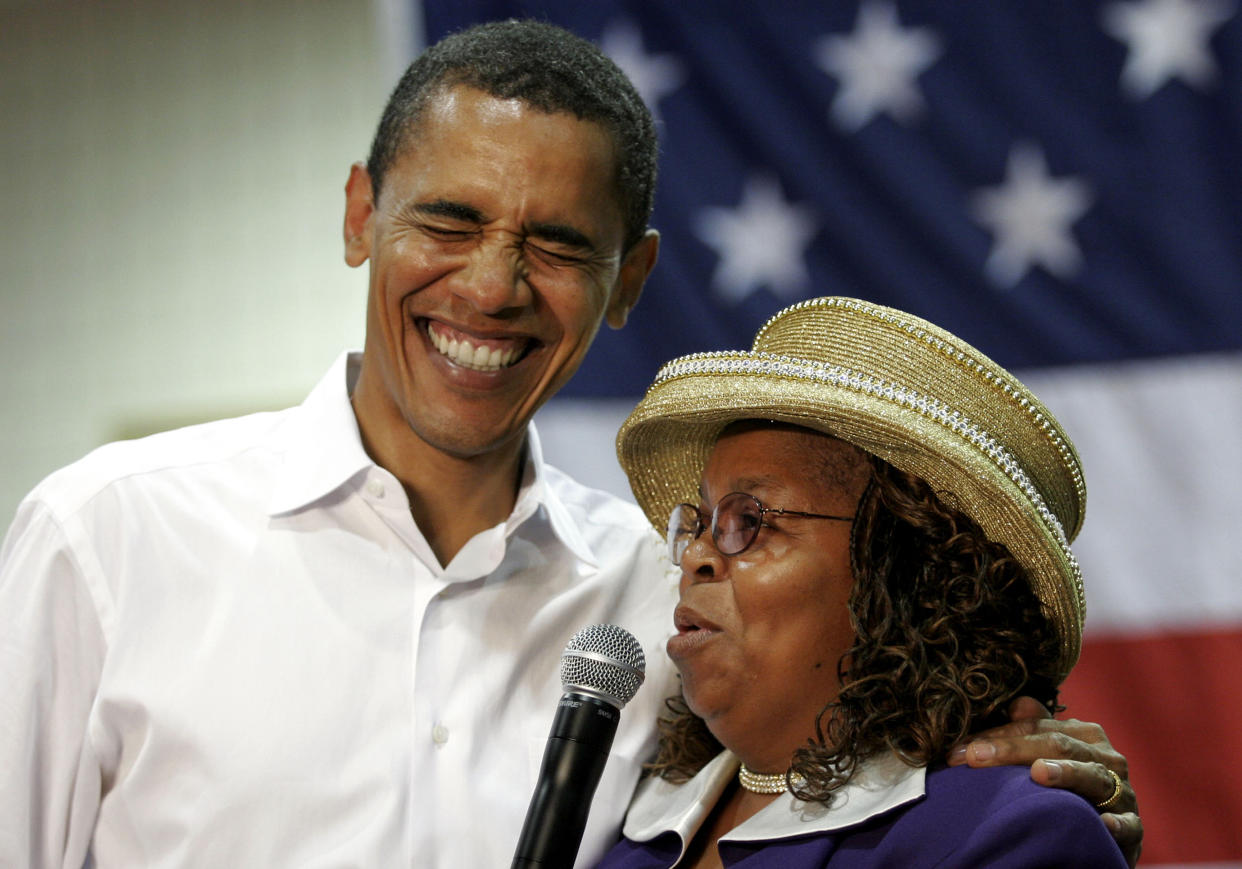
[512,692,621,869]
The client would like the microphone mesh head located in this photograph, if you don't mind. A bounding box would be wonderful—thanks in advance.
[559,624,646,708]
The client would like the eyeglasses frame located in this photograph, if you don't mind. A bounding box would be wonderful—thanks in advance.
[667,491,854,564]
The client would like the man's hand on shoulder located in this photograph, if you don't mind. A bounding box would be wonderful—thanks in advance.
[946,696,1142,868]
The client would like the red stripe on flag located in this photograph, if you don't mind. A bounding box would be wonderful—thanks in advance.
[1061,627,1242,864]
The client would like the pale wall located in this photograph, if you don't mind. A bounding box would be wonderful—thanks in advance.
[1,0,398,522]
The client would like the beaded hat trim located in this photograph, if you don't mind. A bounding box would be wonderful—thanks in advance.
[754,297,1086,519]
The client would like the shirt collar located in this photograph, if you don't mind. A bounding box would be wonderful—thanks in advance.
[508,423,600,569]
[622,750,926,855]
[267,351,373,516]
[265,352,602,569]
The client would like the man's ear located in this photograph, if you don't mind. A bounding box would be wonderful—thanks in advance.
[606,229,660,329]
[344,162,374,268]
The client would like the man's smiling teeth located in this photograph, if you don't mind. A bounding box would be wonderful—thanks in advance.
[427,324,522,371]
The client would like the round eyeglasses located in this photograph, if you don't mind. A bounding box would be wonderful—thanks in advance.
[666,491,854,564]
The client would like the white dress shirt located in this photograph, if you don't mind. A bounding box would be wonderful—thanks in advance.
[0,351,680,869]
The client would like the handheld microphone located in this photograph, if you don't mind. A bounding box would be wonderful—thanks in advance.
[511,624,646,869]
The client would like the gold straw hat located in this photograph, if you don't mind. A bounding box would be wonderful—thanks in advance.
[617,296,1087,679]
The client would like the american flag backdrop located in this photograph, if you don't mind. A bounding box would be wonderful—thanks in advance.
[413,2,1242,864]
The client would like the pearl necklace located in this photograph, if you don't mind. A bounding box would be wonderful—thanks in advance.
[737,763,806,795]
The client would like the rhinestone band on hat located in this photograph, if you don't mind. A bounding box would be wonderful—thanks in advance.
[753,297,1086,515]
[649,351,1084,619]
[738,762,806,795]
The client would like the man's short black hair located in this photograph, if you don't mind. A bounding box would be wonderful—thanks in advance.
[366,19,658,250]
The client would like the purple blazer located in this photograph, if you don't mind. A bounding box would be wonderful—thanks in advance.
[595,764,1126,868]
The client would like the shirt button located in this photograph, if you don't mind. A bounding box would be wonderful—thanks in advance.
[366,479,385,498]
[432,724,450,745]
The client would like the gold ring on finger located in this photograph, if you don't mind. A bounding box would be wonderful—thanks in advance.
[1094,768,1124,811]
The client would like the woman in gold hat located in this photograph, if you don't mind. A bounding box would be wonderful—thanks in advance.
[597,298,1130,867]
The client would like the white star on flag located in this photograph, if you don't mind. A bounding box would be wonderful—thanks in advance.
[970,143,1094,290]
[815,0,943,131]
[600,19,686,119]
[1101,0,1237,99]
[693,174,819,304]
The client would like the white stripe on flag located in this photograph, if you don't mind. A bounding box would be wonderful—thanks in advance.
[1024,352,1242,636]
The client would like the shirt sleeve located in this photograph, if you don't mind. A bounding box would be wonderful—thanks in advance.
[0,497,108,868]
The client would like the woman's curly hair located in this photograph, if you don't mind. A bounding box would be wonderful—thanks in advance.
[645,453,1064,803]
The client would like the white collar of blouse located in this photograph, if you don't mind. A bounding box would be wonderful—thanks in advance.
[622,749,926,852]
